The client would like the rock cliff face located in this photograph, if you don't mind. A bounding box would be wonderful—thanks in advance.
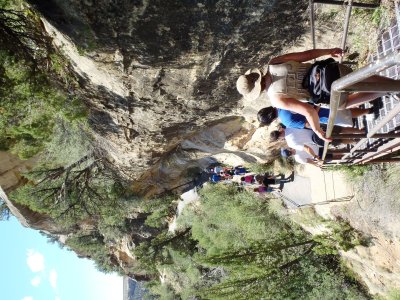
[0,153,61,232]
[0,151,34,193]
[3,0,309,280]
[27,0,308,186]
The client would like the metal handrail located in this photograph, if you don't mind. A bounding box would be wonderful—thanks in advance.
[323,50,400,160]
[340,0,353,63]
[310,0,316,49]
[354,139,400,163]
[313,0,379,8]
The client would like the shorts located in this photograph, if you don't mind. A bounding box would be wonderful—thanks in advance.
[320,124,342,134]
[312,130,341,147]
[263,178,279,185]
[318,148,333,162]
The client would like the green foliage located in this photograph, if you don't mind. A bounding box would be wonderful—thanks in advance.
[327,164,371,179]
[136,184,369,299]
[294,257,370,300]
[0,4,87,159]
[140,194,177,229]
[9,116,122,228]
[375,289,400,300]
[39,231,65,249]
[41,120,92,167]
[6,103,134,276]
[76,25,98,54]
[370,7,383,27]
[0,50,87,159]
[66,231,122,274]
[134,229,194,275]
[198,255,367,300]
[251,157,295,175]
[313,220,369,255]
[247,161,274,174]
[97,201,131,243]
[0,0,11,8]
[159,249,203,298]
[144,281,177,300]
[353,5,391,29]
[180,185,307,255]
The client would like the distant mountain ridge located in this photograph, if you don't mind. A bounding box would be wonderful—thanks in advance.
[123,276,147,300]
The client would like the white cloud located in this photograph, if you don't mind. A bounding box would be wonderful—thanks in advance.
[22,297,33,300]
[49,269,58,289]
[26,249,45,273]
[30,276,41,287]
[55,297,61,300]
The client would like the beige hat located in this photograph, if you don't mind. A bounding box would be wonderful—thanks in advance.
[236,68,263,101]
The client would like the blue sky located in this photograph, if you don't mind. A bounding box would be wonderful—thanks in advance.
[1,217,123,300]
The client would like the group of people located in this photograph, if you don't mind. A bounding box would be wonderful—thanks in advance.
[236,47,399,166]
[206,165,248,183]
[206,164,294,194]
[240,172,294,193]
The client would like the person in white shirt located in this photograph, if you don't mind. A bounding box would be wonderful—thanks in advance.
[275,127,344,166]
[280,146,325,166]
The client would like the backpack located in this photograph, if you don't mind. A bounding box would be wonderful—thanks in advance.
[302,58,340,105]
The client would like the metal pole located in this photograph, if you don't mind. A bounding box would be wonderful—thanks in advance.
[322,161,352,166]
[344,91,400,163]
[342,139,366,159]
[341,82,400,92]
[332,50,400,92]
[328,149,376,153]
[342,125,400,159]
[340,0,353,63]
[363,158,400,164]
[310,0,316,49]
[355,139,400,163]
[313,0,379,9]
[331,134,365,139]
[371,133,400,138]
[332,133,400,139]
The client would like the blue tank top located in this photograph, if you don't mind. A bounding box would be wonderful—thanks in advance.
[277,108,330,129]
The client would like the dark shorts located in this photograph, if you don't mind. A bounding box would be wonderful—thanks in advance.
[318,148,333,162]
[263,178,277,185]
[320,124,342,134]
[313,126,341,147]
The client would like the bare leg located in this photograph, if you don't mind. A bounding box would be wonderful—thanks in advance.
[350,107,370,118]
[345,92,385,108]
[345,76,399,108]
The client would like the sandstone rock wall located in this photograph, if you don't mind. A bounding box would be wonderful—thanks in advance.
[0,151,35,193]
[28,0,309,181]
